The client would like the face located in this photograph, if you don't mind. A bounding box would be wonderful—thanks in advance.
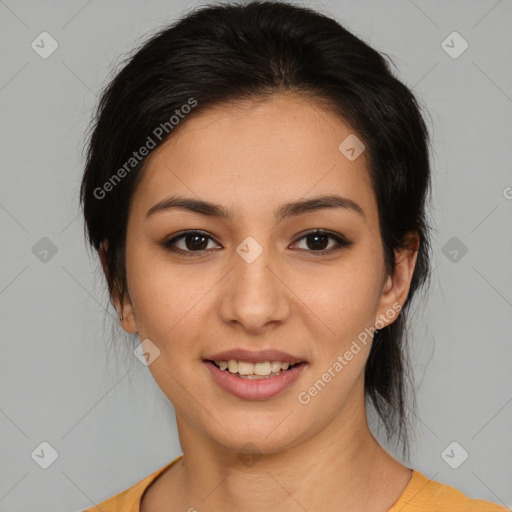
[110,93,417,455]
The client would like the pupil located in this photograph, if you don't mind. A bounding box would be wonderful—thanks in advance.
[308,233,328,250]
[187,234,208,250]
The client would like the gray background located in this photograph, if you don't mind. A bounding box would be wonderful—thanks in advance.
[1,0,511,510]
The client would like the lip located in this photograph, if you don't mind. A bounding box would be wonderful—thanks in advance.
[205,348,305,364]
[203,360,308,400]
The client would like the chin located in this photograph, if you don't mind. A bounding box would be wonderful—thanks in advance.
[199,411,313,457]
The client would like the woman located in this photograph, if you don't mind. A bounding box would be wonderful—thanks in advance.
[79,1,509,511]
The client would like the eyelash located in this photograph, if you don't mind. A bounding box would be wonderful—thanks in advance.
[161,229,352,257]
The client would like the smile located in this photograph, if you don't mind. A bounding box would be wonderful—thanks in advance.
[203,359,307,400]
[210,359,300,379]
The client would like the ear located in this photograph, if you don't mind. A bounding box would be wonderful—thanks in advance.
[99,240,138,334]
[375,232,419,329]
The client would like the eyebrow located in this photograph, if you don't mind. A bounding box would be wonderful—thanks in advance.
[145,194,366,222]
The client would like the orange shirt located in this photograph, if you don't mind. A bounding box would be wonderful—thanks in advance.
[82,454,510,512]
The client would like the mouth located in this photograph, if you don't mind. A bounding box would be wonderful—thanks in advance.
[205,359,306,379]
[202,350,308,400]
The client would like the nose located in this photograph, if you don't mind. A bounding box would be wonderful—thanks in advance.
[219,245,291,334]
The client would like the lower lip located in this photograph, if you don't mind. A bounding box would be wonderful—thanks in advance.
[203,361,307,400]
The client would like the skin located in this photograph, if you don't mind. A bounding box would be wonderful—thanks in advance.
[101,92,419,511]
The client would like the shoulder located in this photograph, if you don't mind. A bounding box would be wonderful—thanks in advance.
[388,470,510,512]
[81,454,183,512]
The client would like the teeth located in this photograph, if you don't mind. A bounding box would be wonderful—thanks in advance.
[227,360,238,373]
[270,361,281,372]
[254,362,271,376]
[238,361,254,375]
[214,359,297,376]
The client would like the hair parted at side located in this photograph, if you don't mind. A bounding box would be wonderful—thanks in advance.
[80,0,434,458]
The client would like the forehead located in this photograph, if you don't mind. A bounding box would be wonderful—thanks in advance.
[131,93,376,222]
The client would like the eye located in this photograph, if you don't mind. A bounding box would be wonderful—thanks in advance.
[291,229,353,255]
[161,230,221,257]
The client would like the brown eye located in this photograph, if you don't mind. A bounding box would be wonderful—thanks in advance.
[162,230,220,256]
[292,230,352,255]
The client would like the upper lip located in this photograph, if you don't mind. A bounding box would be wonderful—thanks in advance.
[205,349,305,364]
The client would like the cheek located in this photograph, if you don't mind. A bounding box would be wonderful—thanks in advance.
[303,260,383,341]
[126,250,209,347]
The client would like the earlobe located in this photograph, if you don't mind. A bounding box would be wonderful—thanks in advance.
[99,240,138,334]
[114,292,138,334]
[113,287,138,334]
[117,303,138,334]
[116,299,138,334]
